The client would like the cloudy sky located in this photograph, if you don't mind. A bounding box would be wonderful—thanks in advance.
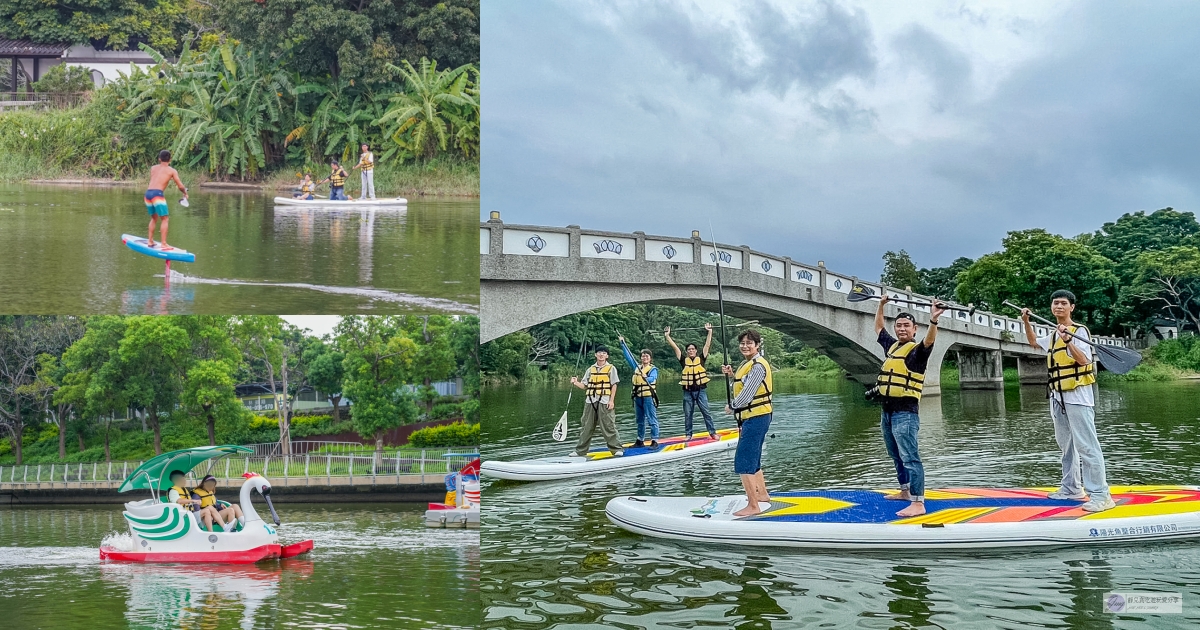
[482,0,1200,278]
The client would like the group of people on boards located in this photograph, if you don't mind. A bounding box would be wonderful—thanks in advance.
[168,470,245,532]
[292,144,378,201]
[570,288,1114,519]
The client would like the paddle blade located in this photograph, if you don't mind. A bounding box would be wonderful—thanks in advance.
[1094,344,1142,375]
[847,282,879,303]
[552,411,568,442]
[179,198,190,207]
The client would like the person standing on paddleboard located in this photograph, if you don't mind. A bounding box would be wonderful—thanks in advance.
[317,160,353,201]
[721,329,774,517]
[570,345,624,457]
[870,296,944,518]
[1021,290,1114,513]
[144,150,188,249]
[618,335,659,449]
[352,143,376,199]
[664,324,719,441]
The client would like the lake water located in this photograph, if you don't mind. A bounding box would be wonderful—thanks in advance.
[0,184,479,314]
[0,503,479,629]
[481,379,1200,628]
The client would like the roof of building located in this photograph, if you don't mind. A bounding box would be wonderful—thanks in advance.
[0,39,72,57]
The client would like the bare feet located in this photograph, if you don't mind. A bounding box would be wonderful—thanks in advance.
[886,490,912,501]
[733,504,762,517]
[896,502,926,517]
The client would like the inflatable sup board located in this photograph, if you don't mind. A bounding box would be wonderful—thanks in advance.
[606,486,1200,549]
[482,428,739,481]
[121,234,196,263]
[272,196,408,206]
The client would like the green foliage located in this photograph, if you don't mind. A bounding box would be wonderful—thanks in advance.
[338,316,421,445]
[429,403,462,420]
[481,331,534,380]
[918,257,973,301]
[881,250,921,290]
[32,64,94,94]
[0,0,187,51]
[1146,336,1200,372]
[407,421,478,448]
[378,59,479,161]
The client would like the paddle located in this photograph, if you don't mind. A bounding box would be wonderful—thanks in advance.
[848,282,975,316]
[709,222,734,408]
[1001,301,1142,375]
[647,321,758,334]
[554,316,593,442]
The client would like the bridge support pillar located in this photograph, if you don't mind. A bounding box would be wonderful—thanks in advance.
[956,349,1004,389]
[1016,356,1048,385]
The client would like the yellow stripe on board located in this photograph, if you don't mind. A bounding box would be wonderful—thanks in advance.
[1078,501,1200,520]
[892,507,996,525]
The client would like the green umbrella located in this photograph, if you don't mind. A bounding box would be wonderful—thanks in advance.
[118,445,255,493]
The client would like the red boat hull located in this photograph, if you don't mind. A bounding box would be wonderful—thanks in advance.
[100,544,282,564]
[280,540,314,558]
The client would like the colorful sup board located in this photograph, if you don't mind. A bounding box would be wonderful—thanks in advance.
[481,428,739,481]
[272,196,408,206]
[121,234,196,263]
[606,486,1200,549]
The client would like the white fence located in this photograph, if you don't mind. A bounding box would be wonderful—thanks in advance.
[0,448,478,489]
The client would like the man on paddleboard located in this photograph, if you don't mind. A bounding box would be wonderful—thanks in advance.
[570,345,624,457]
[318,160,353,201]
[144,150,188,249]
[664,324,719,441]
[721,329,774,517]
[870,297,945,517]
[1021,290,1114,513]
[352,143,376,199]
[618,335,659,448]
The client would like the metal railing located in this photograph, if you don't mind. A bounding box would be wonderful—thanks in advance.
[241,441,367,457]
[0,91,88,109]
[0,447,478,489]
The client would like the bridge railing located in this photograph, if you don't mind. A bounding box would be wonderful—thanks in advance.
[0,448,479,489]
[481,215,1136,349]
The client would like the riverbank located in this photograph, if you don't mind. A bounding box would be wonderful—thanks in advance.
[5,156,479,198]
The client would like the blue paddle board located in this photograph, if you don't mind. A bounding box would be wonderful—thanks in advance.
[121,234,196,263]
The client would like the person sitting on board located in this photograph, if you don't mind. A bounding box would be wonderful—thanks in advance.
[618,335,659,449]
[317,160,354,201]
[293,173,317,200]
[352,143,376,199]
[570,345,625,458]
[721,329,774,517]
[664,324,719,441]
[870,296,945,518]
[189,474,232,532]
[167,470,224,530]
[144,150,188,249]
[196,474,246,529]
[1020,290,1114,513]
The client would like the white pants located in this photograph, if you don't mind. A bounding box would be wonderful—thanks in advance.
[1050,400,1110,499]
[361,169,375,198]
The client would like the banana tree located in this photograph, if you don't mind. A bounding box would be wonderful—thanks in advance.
[377,59,478,161]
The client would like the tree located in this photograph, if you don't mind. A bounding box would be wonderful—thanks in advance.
[918,257,973,300]
[57,316,130,462]
[1124,246,1200,332]
[338,316,420,467]
[182,359,242,446]
[118,316,192,455]
[232,316,303,455]
[1088,208,1200,276]
[304,340,346,422]
[0,316,82,465]
[450,316,479,397]
[25,353,75,459]
[880,250,921,290]
[377,59,478,161]
[0,0,186,51]
[404,316,457,414]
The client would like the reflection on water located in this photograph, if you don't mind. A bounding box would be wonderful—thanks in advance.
[482,380,1200,629]
[0,504,479,629]
[0,185,477,314]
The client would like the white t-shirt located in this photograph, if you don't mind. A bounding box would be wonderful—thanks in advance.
[1037,327,1095,407]
[583,363,620,404]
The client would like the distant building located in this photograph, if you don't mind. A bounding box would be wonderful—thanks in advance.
[0,39,155,91]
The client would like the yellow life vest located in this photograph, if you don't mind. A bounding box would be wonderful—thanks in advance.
[585,363,617,399]
[875,341,925,400]
[679,354,710,388]
[631,363,656,397]
[330,168,347,187]
[300,180,315,194]
[191,487,217,509]
[732,355,773,421]
[169,484,190,503]
[1047,325,1096,392]
[360,152,374,171]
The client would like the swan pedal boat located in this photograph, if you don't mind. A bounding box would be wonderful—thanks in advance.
[99,445,314,563]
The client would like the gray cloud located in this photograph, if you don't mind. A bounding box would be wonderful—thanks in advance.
[482,0,1200,278]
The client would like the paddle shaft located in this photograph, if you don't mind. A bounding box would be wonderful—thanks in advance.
[856,293,973,314]
[1002,301,1102,349]
[710,229,733,406]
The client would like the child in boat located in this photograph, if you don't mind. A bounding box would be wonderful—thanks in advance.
[206,475,245,528]
[168,470,225,531]
[294,173,316,200]
[144,150,189,249]
[189,475,231,532]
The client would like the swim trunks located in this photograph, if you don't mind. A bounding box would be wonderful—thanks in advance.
[145,189,169,216]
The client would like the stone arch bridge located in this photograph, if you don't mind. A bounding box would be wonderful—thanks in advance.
[480,215,1132,396]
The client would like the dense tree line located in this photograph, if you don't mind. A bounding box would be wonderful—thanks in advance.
[880,208,1200,335]
[0,315,479,465]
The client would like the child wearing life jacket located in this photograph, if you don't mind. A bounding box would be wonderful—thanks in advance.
[188,474,230,532]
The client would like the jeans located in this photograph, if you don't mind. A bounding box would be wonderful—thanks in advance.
[734,413,771,474]
[330,186,348,201]
[881,410,924,499]
[634,396,659,440]
[1050,401,1110,499]
[682,388,716,437]
[361,169,375,198]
